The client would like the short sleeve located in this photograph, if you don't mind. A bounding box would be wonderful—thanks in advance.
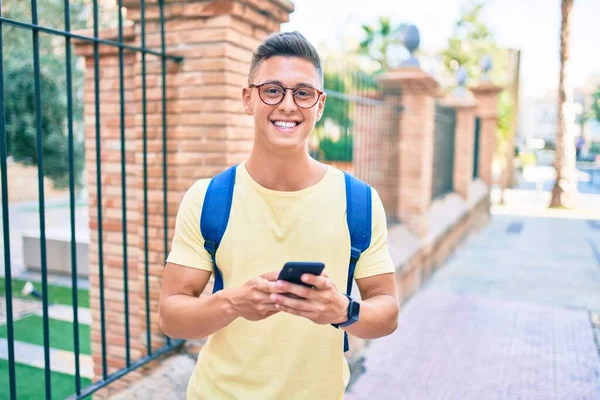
[353,188,395,279]
[165,179,213,272]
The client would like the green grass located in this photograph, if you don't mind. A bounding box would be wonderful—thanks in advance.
[0,315,91,355]
[0,277,89,308]
[0,360,92,400]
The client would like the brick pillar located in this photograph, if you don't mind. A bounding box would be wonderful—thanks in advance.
[378,68,439,237]
[76,0,293,392]
[440,97,476,200]
[352,90,400,221]
[471,82,502,186]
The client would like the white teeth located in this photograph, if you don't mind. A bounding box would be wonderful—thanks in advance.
[274,121,297,128]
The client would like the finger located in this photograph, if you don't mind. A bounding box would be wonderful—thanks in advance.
[276,304,318,320]
[259,303,280,313]
[254,277,279,294]
[249,291,277,306]
[260,270,280,282]
[301,273,333,291]
[274,280,315,299]
[270,293,314,312]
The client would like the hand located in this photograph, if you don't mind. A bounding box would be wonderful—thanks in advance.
[228,271,280,322]
[270,272,349,325]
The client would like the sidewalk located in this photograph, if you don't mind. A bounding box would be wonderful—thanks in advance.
[111,183,600,400]
[346,188,600,399]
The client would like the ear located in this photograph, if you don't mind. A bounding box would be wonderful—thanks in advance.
[316,92,327,122]
[242,86,253,115]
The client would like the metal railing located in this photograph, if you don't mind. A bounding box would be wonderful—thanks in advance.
[311,70,402,224]
[0,1,183,399]
[473,116,481,179]
[432,103,456,200]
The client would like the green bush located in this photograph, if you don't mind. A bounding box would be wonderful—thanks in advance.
[319,135,353,162]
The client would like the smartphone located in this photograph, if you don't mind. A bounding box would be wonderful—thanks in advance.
[277,262,325,298]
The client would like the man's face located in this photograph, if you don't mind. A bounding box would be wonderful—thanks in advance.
[242,56,326,154]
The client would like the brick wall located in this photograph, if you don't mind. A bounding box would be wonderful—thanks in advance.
[471,82,503,186]
[378,68,440,237]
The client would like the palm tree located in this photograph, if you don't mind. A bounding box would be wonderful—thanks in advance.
[550,0,577,208]
[359,17,406,71]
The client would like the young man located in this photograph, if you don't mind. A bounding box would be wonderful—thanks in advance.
[159,31,399,400]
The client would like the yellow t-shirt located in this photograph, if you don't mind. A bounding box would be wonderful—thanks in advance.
[166,162,394,400]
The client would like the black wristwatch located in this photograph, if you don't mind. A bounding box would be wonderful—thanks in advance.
[331,294,360,328]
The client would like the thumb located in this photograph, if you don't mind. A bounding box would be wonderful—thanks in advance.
[261,270,280,282]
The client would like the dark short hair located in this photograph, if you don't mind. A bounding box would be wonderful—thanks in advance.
[248,31,324,88]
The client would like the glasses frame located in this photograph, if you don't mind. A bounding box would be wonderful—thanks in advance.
[249,82,324,109]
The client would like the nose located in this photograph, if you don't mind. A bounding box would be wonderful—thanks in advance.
[278,89,297,113]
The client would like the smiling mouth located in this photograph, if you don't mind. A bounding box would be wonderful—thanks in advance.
[271,120,301,131]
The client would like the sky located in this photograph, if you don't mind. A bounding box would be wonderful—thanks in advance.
[281,0,600,98]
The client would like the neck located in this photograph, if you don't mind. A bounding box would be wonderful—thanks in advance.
[245,142,326,192]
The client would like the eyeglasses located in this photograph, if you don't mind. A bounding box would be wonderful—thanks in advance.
[249,82,324,109]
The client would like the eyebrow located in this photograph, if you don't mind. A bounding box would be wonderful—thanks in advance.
[262,80,316,88]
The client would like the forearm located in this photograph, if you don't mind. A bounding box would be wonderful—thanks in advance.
[159,288,238,340]
[343,294,398,339]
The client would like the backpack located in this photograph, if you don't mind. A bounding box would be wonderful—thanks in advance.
[200,165,372,352]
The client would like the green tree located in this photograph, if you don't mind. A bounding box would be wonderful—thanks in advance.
[3,0,117,189]
[4,64,84,189]
[440,1,518,197]
[440,2,499,81]
[358,17,407,72]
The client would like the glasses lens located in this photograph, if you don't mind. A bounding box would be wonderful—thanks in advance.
[259,84,284,105]
[294,87,318,108]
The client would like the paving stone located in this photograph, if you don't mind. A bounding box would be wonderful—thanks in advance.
[347,289,600,400]
[37,304,92,325]
[0,296,42,325]
[110,354,196,400]
[347,209,600,400]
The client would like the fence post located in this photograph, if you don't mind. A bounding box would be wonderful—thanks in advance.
[440,95,477,201]
[471,81,502,186]
[378,68,439,237]
[75,0,294,393]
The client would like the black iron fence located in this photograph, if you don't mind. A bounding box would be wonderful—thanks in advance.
[432,103,456,200]
[473,116,481,179]
[0,1,183,399]
[312,70,402,224]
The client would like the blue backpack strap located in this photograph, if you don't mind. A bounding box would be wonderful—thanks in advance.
[343,172,372,352]
[200,165,237,293]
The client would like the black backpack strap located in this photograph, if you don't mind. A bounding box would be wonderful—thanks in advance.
[200,165,237,293]
[343,172,372,352]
